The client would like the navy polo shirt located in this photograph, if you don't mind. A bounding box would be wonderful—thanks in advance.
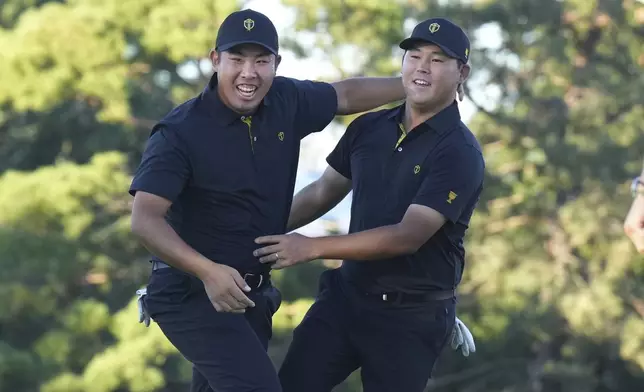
[129,75,338,273]
[326,102,485,293]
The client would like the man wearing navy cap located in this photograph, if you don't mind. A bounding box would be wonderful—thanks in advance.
[254,17,484,392]
[129,8,408,392]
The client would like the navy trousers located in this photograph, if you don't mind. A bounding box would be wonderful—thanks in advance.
[144,267,282,392]
[279,268,455,392]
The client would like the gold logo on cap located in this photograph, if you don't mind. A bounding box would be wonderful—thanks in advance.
[414,165,421,174]
[428,23,440,33]
[465,48,469,57]
[278,132,284,141]
[243,18,255,31]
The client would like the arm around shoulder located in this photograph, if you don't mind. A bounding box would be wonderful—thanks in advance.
[331,76,405,115]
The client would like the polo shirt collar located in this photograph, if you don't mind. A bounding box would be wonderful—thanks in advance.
[387,100,461,134]
[200,74,271,125]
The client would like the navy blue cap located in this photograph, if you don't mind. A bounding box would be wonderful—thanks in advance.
[399,18,470,63]
[215,9,279,55]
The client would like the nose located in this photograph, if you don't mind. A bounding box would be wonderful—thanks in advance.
[416,58,432,75]
[240,60,257,79]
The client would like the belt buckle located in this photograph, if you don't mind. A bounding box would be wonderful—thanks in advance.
[243,273,263,289]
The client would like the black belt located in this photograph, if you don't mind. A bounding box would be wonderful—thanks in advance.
[361,289,455,304]
[151,261,270,290]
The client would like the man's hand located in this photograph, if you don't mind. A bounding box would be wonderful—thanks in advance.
[625,195,644,253]
[254,233,317,269]
[199,263,256,313]
[450,316,476,357]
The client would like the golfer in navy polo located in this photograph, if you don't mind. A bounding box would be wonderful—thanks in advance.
[254,18,485,392]
[129,8,408,392]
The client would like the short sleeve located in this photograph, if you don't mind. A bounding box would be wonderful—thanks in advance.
[128,126,191,202]
[412,145,484,222]
[291,79,338,139]
[325,115,366,180]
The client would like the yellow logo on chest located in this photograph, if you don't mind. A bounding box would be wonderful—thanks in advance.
[447,191,457,204]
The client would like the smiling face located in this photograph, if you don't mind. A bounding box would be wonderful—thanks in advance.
[210,44,281,114]
[401,42,469,111]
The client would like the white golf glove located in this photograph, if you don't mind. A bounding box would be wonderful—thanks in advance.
[136,287,151,327]
[450,316,476,357]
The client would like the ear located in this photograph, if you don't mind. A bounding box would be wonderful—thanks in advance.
[459,63,471,84]
[457,63,470,102]
[209,49,221,72]
[274,54,282,71]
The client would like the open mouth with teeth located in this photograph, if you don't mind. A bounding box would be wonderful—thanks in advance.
[413,79,430,87]
[236,84,258,99]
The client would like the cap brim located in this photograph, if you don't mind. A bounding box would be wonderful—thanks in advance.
[399,38,460,61]
[217,40,278,56]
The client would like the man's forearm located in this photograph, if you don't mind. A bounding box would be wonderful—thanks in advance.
[287,182,325,231]
[310,224,417,261]
[288,182,344,232]
[132,215,213,279]
[333,77,405,115]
